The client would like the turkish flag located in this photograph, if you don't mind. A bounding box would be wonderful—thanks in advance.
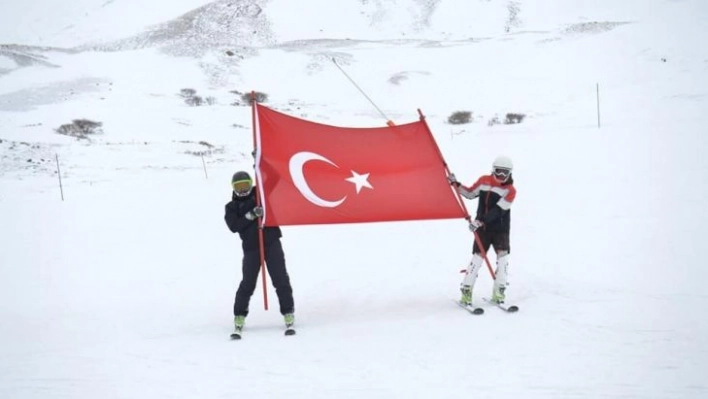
[254,104,466,226]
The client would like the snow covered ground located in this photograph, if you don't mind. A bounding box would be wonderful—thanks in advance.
[1,0,708,398]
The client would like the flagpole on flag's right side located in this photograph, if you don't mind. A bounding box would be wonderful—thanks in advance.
[251,92,270,310]
[416,109,496,280]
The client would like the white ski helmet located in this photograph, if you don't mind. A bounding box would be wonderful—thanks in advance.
[492,155,513,171]
[492,155,513,182]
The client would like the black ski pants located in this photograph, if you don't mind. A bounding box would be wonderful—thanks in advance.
[233,239,294,317]
[473,229,510,255]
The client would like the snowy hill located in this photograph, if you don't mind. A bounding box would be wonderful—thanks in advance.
[1,1,708,398]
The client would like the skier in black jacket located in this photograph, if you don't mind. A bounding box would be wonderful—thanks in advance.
[449,156,517,306]
[224,171,294,334]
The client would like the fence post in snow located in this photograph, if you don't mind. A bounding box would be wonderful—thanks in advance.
[596,83,601,128]
[201,154,208,179]
[56,154,64,201]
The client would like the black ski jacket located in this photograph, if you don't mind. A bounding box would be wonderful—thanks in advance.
[457,174,516,233]
[224,189,282,251]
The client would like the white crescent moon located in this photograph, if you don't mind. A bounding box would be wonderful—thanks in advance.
[289,152,347,208]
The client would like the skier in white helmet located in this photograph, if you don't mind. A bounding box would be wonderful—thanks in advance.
[448,155,517,306]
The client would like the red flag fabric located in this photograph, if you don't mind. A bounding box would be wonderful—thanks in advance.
[254,104,466,226]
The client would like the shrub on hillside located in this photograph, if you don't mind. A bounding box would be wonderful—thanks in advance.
[181,140,223,157]
[487,112,527,126]
[447,111,472,125]
[179,88,197,98]
[504,113,526,124]
[55,119,103,139]
[179,88,216,107]
[185,96,204,106]
[240,91,268,105]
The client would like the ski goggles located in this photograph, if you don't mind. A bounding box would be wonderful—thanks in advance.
[493,168,512,179]
[232,179,253,196]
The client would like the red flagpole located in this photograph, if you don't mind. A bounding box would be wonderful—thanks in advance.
[416,109,496,279]
[251,93,269,310]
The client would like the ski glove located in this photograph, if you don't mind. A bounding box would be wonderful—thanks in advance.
[447,173,460,187]
[245,206,264,220]
[468,220,483,232]
[252,206,264,217]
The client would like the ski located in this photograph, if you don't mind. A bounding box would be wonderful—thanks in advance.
[482,298,519,313]
[454,299,484,315]
[230,329,295,338]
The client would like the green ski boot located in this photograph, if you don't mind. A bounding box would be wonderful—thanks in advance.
[284,313,296,336]
[491,286,506,304]
[231,315,246,340]
[460,286,473,306]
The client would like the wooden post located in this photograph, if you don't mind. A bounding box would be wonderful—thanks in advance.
[596,83,601,128]
[201,154,208,179]
[56,154,64,201]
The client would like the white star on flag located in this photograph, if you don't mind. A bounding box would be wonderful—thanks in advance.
[345,171,373,194]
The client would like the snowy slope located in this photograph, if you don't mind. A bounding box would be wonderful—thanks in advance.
[1,1,708,398]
